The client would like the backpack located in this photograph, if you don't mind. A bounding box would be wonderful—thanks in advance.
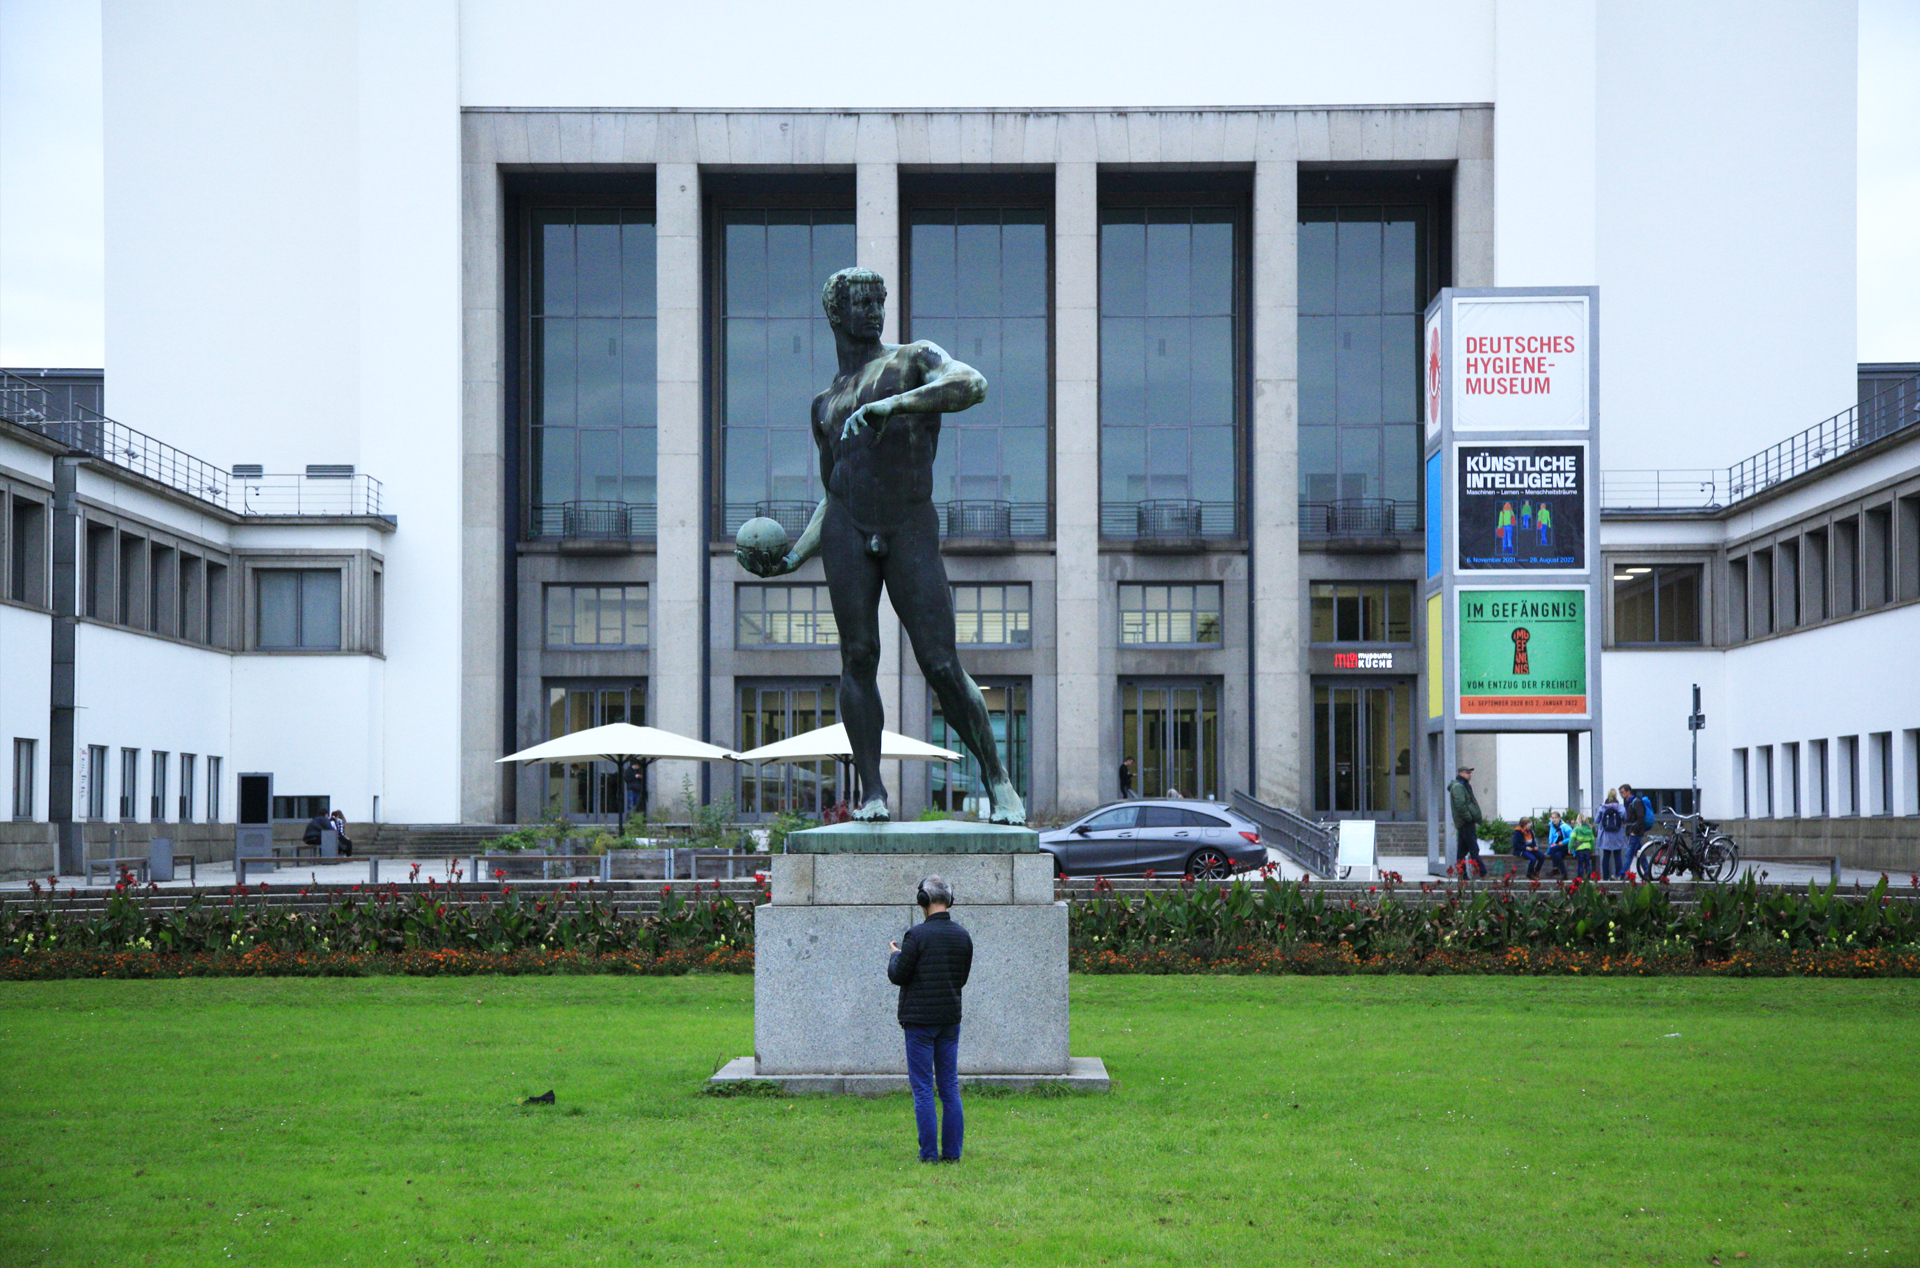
[1598,803,1624,832]
[1634,796,1653,831]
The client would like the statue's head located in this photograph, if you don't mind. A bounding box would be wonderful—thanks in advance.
[821,267,887,336]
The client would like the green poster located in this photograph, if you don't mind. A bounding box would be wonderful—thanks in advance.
[1456,588,1587,716]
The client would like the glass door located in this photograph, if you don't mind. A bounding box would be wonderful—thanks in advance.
[1121,680,1221,800]
[1312,680,1414,819]
[737,682,840,816]
[545,681,647,822]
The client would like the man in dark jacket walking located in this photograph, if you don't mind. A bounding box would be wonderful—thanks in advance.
[1447,765,1487,878]
[887,875,973,1162]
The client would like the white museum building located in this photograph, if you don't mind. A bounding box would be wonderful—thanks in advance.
[3,1,1916,877]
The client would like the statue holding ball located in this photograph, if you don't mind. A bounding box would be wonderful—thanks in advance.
[733,267,1025,826]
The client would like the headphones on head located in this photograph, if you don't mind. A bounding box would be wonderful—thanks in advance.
[916,877,933,909]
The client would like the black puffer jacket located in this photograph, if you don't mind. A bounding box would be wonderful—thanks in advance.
[887,911,973,1027]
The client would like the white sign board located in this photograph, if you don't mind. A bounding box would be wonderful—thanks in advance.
[1451,295,1590,432]
[1337,819,1378,881]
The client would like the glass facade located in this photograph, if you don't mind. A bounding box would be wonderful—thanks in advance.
[529,208,657,534]
[908,207,1049,515]
[1309,582,1415,643]
[722,209,856,532]
[545,682,647,820]
[1298,204,1429,512]
[737,682,840,815]
[1312,682,1414,817]
[1100,207,1239,535]
[1121,681,1220,800]
[929,681,1029,813]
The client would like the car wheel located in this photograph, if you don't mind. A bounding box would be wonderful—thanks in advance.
[1187,848,1231,880]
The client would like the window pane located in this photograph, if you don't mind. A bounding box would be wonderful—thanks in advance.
[1613,569,1656,643]
[300,570,341,650]
[258,571,297,648]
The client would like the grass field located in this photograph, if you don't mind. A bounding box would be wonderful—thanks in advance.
[2,975,1916,1267]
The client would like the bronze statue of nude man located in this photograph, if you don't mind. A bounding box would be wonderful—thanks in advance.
[736,267,1025,826]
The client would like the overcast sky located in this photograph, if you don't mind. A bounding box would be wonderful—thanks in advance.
[1,1,1915,371]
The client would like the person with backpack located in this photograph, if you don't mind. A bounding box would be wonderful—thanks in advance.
[1596,789,1629,879]
[1447,765,1487,878]
[1511,816,1544,880]
[1619,783,1653,878]
[1544,810,1572,879]
[1570,813,1597,878]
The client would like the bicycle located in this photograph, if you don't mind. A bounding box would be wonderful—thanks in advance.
[1634,809,1740,883]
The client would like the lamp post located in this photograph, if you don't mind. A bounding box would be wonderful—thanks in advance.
[1687,683,1706,814]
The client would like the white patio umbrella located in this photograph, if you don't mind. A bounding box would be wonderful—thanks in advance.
[495,722,738,765]
[732,722,959,765]
[496,723,738,819]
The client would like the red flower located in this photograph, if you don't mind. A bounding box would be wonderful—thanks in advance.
[1143,869,1156,880]
[493,869,505,881]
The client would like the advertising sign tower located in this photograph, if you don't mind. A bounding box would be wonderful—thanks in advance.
[1422,287,1603,874]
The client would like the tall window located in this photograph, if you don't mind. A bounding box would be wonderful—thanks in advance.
[721,207,855,533]
[930,682,1028,813]
[1100,205,1239,537]
[119,747,138,820]
[207,756,223,822]
[151,751,169,823]
[908,204,1049,525]
[10,739,32,820]
[1809,738,1829,816]
[257,569,341,650]
[545,682,646,820]
[1612,565,1703,645]
[1298,197,1436,515]
[179,753,196,823]
[86,745,107,820]
[529,207,657,536]
[737,682,839,815]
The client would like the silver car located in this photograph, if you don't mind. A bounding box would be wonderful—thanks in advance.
[1038,800,1268,880]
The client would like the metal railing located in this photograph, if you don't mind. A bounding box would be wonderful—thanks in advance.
[1101,499,1239,540]
[937,499,1049,540]
[1230,790,1336,878]
[528,501,657,540]
[1298,498,1419,537]
[3,370,384,518]
[1603,372,1920,512]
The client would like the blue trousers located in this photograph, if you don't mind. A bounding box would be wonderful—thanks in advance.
[904,1023,963,1161]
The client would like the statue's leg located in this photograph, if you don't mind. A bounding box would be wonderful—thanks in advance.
[820,502,890,821]
[883,515,1026,826]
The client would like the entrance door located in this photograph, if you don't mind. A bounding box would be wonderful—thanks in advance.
[1312,679,1414,819]
[545,681,647,822]
[1121,680,1221,800]
[737,682,840,816]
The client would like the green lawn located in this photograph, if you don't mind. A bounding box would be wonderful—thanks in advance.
[2,976,1916,1267]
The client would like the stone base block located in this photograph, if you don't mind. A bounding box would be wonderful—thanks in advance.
[754,901,1068,1075]
[710,1055,1110,1096]
[772,851,1054,906]
[785,819,1040,854]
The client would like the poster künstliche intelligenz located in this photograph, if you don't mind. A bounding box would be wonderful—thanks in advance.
[1455,441,1586,571]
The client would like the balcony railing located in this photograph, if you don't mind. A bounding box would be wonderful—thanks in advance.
[1101,499,1239,540]
[1603,372,1920,512]
[2,370,384,517]
[528,501,658,541]
[1298,498,1419,538]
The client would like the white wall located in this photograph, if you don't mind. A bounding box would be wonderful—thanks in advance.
[73,624,232,822]
[102,0,466,823]
[1,605,51,818]
[456,0,1499,109]
[231,654,385,823]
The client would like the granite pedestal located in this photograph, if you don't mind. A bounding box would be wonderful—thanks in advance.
[710,821,1109,1094]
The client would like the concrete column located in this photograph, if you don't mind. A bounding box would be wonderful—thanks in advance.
[858,162,906,796]
[1251,159,1304,808]
[654,164,705,801]
[1053,161,1101,812]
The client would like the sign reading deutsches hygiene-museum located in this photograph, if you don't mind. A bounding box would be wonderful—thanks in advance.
[1456,588,1588,717]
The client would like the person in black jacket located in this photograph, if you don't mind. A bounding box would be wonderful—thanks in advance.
[887,875,973,1162]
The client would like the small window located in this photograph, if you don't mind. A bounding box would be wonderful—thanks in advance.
[952,584,1031,646]
[207,756,223,821]
[1870,731,1893,816]
[1838,736,1860,816]
[85,524,115,619]
[735,584,839,647]
[8,498,47,605]
[1809,738,1829,816]
[257,568,342,650]
[179,753,196,823]
[1082,806,1138,831]
[1611,565,1702,645]
[271,795,330,821]
[1731,748,1749,817]
[1134,805,1185,828]
[86,745,108,820]
[545,584,648,648]
[1309,582,1414,643]
[151,751,169,823]
[1119,583,1223,646]
[1756,746,1774,818]
[1727,557,1748,641]
[10,738,33,820]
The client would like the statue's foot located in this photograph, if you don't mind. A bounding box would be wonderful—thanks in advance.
[852,796,892,823]
[986,780,1027,826]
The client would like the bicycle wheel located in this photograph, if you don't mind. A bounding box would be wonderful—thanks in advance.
[1704,836,1740,883]
[1641,838,1677,881]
